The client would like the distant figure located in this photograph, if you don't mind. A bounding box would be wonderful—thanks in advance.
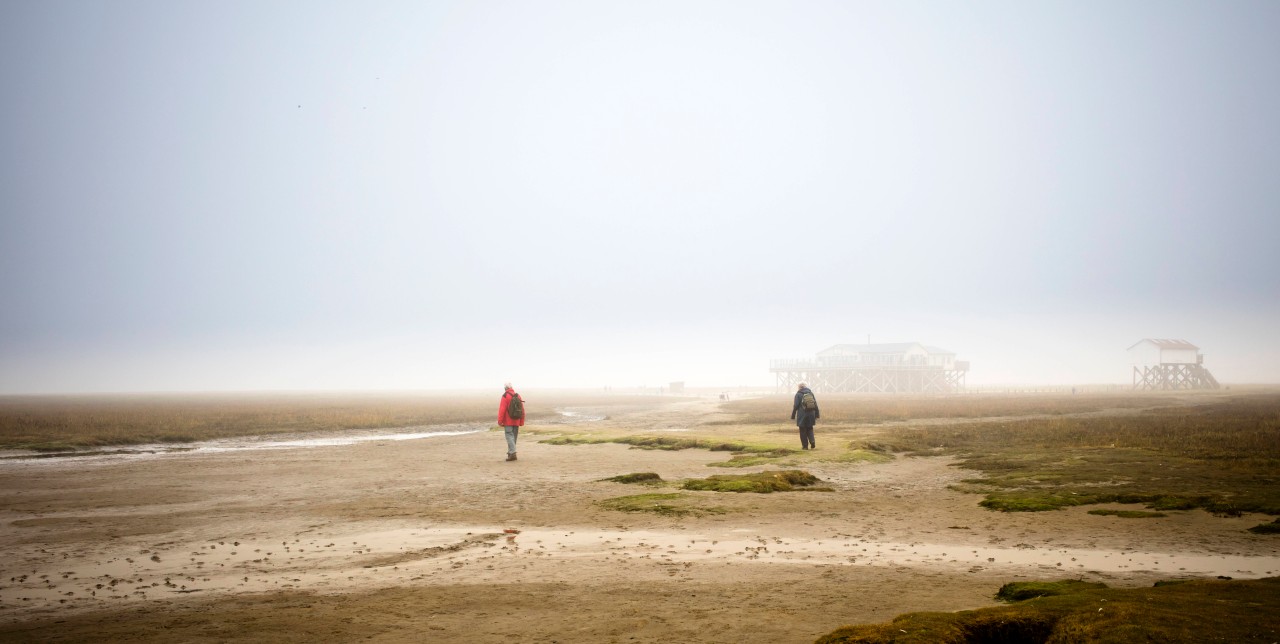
[790,382,820,450]
[498,383,525,461]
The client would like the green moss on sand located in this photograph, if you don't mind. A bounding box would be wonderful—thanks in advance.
[1249,518,1280,534]
[1087,508,1167,519]
[681,470,825,493]
[816,577,1280,643]
[601,472,663,484]
[595,493,726,517]
[995,580,1107,601]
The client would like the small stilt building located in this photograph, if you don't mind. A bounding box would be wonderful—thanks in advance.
[771,342,967,393]
[1128,339,1219,390]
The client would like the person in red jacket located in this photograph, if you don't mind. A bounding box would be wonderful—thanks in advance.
[497,383,525,461]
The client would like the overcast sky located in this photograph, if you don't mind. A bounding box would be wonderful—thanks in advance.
[2,0,1278,393]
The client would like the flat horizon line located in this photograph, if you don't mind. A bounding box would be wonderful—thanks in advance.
[5,383,1279,398]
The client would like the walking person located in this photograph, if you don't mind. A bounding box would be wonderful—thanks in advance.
[790,382,819,450]
[498,383,525,461]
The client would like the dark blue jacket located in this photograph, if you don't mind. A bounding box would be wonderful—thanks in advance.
[791,387,819,428]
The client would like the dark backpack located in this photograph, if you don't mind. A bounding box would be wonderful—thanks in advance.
[801,391,817,411]
[507,393,524,419]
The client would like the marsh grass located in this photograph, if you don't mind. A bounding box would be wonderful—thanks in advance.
[826,448,895,464]
[595,493,728,517]
[820,440,899,465]
[717,392,1185,426]
[1249,518,1280,534]
[847,440,904,453]
[708,453,794,468]
[816,577,1280,643]
[1087,509,1167,519]
[681,470,826,493]
[995,580,1107,601]
[0,393,673,450]
[601,472,664,484]
[887,394,1280,515]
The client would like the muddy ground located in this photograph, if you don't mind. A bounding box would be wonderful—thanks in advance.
[1,397,1277,643]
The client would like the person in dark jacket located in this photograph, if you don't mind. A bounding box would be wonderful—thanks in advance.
[790,382,819,449]
[498,383,525,461]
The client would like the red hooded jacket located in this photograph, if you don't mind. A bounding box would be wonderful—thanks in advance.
[498,389,524,427]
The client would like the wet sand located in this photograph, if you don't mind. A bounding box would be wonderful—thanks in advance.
[1,398,1277,642]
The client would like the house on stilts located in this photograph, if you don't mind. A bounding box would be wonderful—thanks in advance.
[1128,339,1219,390]
[770,342,967,393]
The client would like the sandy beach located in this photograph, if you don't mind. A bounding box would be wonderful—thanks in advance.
[2,396,1277,643]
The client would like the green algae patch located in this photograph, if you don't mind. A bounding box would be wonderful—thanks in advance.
[816,577,1280,644]
[1087,508,1167,519]
[601,472,663,484]
[541,435,603,446]
[978,493,1074,512]
[978,491,1172,513]
[847,441,908,454]
[708,455,777,468]
[595,493,727,517]
[976,488,1267,516]
[887,395,1280,518]
[1249,518,1280,534]
[707,450,797,468]
[996,580,1107,601]
[681,470,825,493]
[829,447,895,464]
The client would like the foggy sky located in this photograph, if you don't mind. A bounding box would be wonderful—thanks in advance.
[2,1,1279,393]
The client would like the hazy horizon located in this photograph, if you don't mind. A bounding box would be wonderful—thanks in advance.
[3,1,1279,395]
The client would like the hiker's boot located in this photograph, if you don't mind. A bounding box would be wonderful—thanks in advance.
[506,453,516,462]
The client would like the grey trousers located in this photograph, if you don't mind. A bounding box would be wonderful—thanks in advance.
[504,425,519,454]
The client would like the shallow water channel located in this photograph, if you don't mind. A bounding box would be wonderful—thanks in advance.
[0,409,604,466]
